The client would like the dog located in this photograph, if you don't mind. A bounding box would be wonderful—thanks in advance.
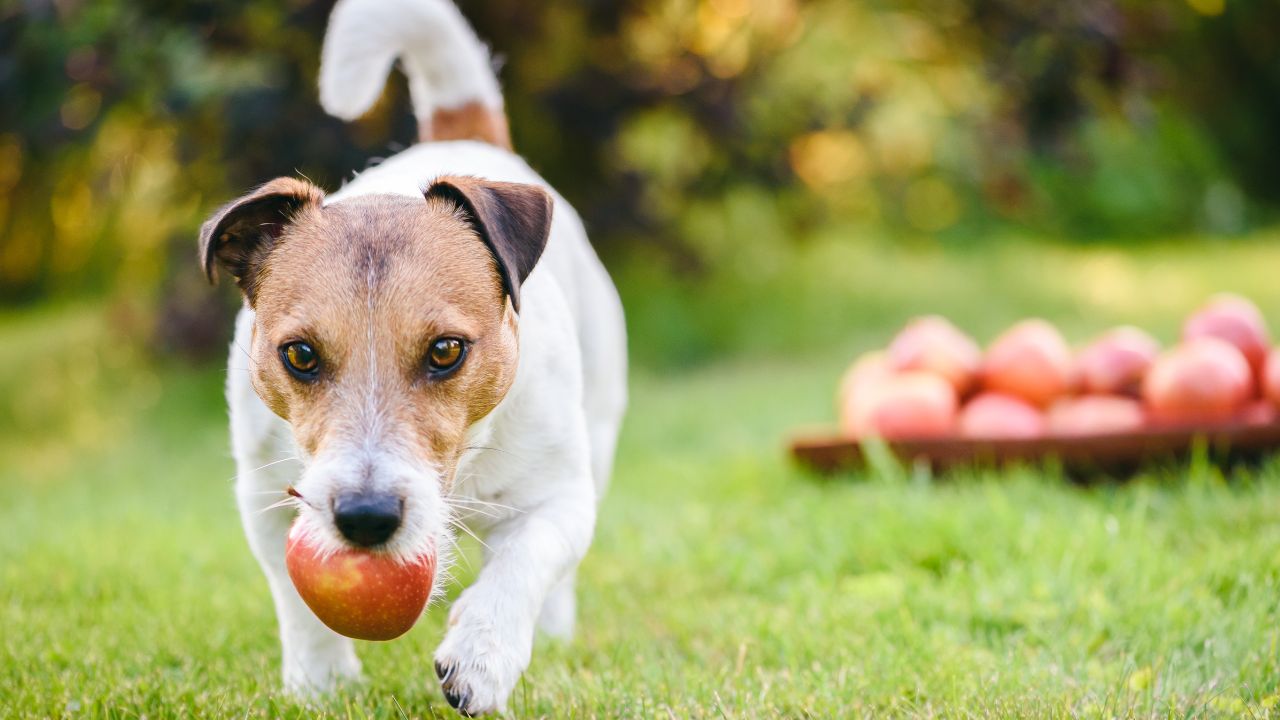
[199,0,627,713]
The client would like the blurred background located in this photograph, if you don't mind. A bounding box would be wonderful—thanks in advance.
[2,0,1280,471]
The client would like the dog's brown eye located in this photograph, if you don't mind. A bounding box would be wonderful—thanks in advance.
[281,341,320,379]
[427,337,465,375]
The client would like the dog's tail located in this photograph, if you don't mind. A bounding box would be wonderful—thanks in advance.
[319,0,510,149]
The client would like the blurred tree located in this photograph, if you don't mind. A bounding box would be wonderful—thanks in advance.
[1,0,1276,320]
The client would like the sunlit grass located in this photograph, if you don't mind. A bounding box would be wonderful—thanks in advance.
[618,226,1280,368]
[4,236,1280,717]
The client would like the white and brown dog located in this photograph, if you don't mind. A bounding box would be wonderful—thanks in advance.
[200,0,627,713]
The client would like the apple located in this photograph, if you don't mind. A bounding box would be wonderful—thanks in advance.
[1075,326,1160,397]
[1142,337,1252,426]
[837,352,892,412]
[886,315,982,395]
[1046,395,1145,436]
[957,392,1046,439]
[1183,293,1270,376]
[837,352,895,437]
[286,521,435,641]
[1239,399,1278,426]
[847,371,957,440]
[1264,347,1280,407]
[982,319,1073,407]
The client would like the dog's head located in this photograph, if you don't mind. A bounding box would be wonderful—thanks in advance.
[200,176,552,564]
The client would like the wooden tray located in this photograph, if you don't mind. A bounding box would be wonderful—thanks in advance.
[790,421,1280,477]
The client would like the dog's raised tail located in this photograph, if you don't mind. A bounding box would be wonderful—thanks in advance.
[319,0,510,148]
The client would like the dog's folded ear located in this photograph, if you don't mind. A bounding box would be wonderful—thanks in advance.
[199,177,326,295]
[424,176,554,313]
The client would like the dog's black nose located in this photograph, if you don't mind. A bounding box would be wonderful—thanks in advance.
[333,491,402,547]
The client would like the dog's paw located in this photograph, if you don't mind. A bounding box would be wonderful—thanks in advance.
[433,615,530,716]
[282,647,363,699]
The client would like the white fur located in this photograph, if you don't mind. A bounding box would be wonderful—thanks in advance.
[319,0,503,121]
[231,3,627,715]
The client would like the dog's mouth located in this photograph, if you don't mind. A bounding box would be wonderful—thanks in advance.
[285,486,446,575]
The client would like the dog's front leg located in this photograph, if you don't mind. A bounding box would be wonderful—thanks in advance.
[433,486,596,715]
[228,307,361,697]
[231,403,362,699]
[236,461,364,696]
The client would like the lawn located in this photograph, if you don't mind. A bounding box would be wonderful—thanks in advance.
[4,234,1280,718]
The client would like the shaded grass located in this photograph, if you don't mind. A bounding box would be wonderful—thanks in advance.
[5,236,1280,717]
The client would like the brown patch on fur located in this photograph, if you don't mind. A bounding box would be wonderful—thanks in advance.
[419,101,511,150]
[244,193,519,483]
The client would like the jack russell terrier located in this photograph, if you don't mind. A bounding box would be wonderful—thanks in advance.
[199,0,627,713]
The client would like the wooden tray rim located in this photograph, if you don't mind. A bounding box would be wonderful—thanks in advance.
[790,420,1280,475]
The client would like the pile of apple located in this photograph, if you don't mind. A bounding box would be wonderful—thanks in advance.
[839,294,1280,441]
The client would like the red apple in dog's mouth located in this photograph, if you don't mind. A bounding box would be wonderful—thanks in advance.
[285,520,434,641]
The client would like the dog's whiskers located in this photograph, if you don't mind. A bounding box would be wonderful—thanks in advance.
[253,485,316,514]
[443,497,503,519]
[233,341,259,371]
[229,456,301,482]
[447,506,499,522]
[442,531,473,574]
[460,444,512,457]
[257,496,303,515]
[445,495,524,515]
[447,517,492,553]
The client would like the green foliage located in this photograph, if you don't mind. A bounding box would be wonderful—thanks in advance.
[0,0,410,304]
[3,0,1280,334]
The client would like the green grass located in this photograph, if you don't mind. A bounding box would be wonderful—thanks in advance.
[6,235,1280,717]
